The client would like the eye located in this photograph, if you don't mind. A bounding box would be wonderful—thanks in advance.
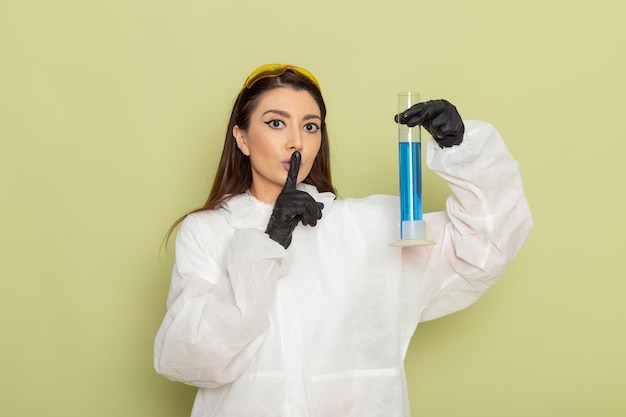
[304,123,320,133]
[264,119,285,129]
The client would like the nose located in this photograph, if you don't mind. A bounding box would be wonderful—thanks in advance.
[286,127,303,151]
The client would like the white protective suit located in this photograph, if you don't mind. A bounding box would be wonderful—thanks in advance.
[154,120,532,417]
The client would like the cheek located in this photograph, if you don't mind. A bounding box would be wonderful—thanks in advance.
[311,137,323,158]
[247,135,275,159]
[302,138,323,178]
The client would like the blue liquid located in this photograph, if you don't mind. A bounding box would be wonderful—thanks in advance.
[399,141,422,224]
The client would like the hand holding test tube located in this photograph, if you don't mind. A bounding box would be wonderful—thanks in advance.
[397,99,465,148]
[392,92,434,246]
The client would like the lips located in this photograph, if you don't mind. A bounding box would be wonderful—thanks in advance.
[281,160,291,171]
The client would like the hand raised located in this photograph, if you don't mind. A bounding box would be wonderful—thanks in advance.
[265,152,324,248]
[395,99,464,148]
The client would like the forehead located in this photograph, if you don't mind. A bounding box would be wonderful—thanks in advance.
[253,87,321,116]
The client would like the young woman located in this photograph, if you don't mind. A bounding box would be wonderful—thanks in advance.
[154,64,532,417]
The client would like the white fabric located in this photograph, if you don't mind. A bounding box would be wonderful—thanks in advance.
[154,120,532,417]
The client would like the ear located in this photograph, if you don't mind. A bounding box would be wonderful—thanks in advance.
[232,125,250,156]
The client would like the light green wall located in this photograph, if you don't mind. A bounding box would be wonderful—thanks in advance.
[1,0,625,416]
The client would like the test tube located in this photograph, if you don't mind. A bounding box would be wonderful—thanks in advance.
[395,92,432,245]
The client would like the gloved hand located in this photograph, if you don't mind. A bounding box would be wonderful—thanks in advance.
[265,151,324,249]
[395,99,465,148]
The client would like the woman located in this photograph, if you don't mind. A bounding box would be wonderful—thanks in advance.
[154,64,532,417]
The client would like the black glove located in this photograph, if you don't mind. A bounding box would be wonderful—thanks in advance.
[395,99,464,148]
[265,151,324,249]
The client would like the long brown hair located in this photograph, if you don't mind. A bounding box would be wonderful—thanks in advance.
[165,68,336,242]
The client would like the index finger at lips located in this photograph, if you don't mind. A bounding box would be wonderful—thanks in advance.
[285,151,301,189]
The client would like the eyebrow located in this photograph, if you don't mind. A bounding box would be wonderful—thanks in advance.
[262,109,321,121]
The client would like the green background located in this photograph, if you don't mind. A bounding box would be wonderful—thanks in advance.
[2,0,625,416]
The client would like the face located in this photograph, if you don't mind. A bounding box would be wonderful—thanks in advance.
[233,87,323,203]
